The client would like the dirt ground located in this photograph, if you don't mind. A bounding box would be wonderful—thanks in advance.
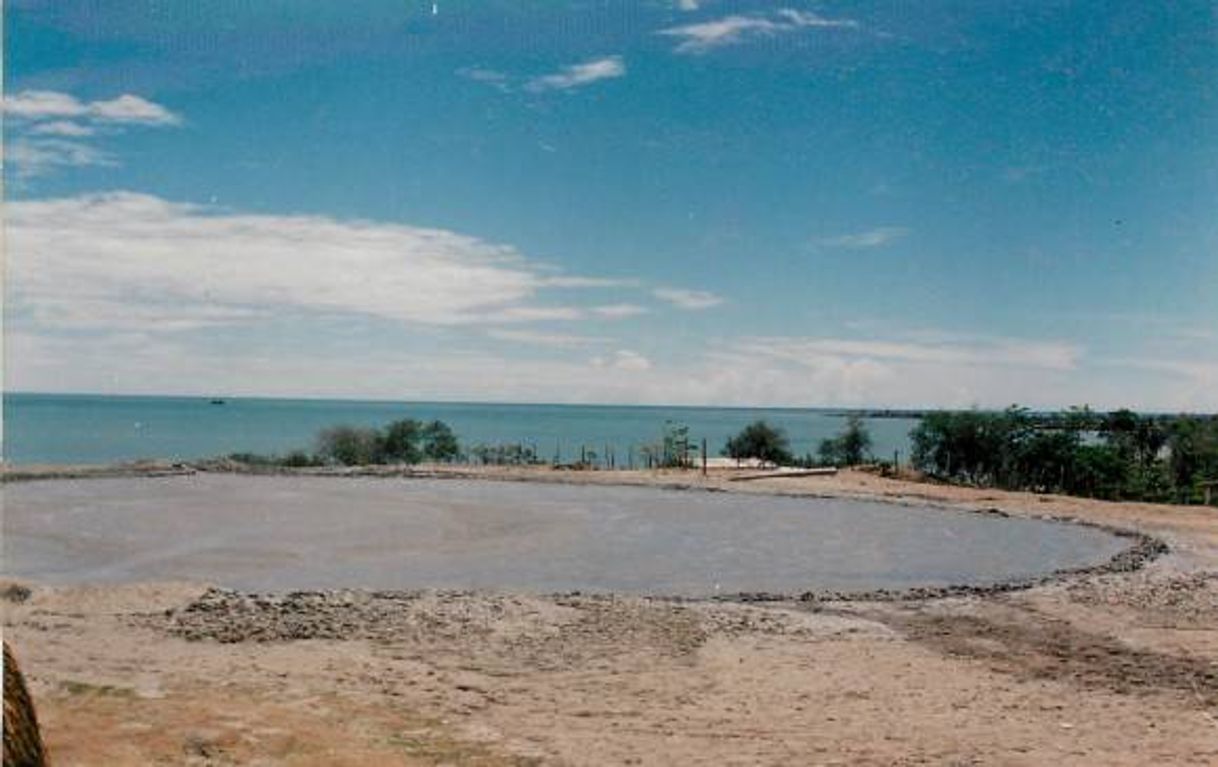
[3,466,1216,765]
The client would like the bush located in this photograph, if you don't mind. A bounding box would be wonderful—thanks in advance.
[317,425,383,466]
[723,420,793,466]
[469,443,539,466]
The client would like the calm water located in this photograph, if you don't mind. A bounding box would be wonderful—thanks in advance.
[2,393,917,466]
[3,475,1127,595]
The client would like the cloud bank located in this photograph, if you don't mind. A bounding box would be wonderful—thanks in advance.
[5,192,630,332]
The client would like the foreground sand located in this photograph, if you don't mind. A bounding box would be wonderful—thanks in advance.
[3,467,1216,765]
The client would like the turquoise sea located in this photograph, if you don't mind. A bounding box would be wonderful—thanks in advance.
[2,393,919,467]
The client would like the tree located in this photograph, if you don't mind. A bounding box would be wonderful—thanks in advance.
[1167,416,1218,503]
[421,420,460,462]
[818,414,873,466]
[381,419,423,464]
[723,420,793,466]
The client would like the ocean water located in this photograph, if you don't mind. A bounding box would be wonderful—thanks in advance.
[2,393,918,466]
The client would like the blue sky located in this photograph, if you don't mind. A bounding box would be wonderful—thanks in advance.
[4,1,1216,410]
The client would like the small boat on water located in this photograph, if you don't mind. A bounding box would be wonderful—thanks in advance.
[209,398,227,405]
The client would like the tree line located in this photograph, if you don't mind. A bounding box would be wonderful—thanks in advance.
[719,407,1218,505]
[222,407,1218,505]
[910,407,1218,504]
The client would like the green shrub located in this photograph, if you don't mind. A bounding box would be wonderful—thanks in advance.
[317,425,383,466]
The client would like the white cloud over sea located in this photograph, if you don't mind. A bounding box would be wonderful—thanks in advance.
[7,194,1213,411]
[13,325,1211,411]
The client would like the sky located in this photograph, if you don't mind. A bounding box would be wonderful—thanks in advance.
[3,0,1216,410]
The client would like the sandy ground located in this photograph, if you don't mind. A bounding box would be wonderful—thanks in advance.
[3,466,1217,765]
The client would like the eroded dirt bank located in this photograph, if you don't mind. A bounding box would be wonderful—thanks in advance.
[3,467,1216,765]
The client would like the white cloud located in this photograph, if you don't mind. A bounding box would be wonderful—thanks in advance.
[817,226,909,249]
[592,349,653,372]
[28,120,96,137]
[653,287,724,310]
[592,304,649,318]
[739,336,1081,372]
[660,9,859,54]
[540,275,637,289]
[1098,357,1218,411]
[2,90,87,119]
[3,90,181,177]
[5,139,116,178]
[3,90,181,126]
[457,67,511,92]
[493,306,586,322]
[488,329,609,348]
[88,94,182,126]
[680,335,1091,409]
[527,56,626,92]
[9,321,1213,411]
[5,192,624,333]
[13,296,268,333]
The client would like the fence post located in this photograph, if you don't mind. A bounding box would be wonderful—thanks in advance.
[701,438,707,477]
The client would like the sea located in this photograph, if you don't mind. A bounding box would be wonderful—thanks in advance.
[1,393,920,467]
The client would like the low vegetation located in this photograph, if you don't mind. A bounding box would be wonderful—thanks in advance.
[228,418,462,467]
[468,443,542,466]
[639,420,697,469]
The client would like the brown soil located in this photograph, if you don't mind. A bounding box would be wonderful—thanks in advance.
[4,467,1217,765]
